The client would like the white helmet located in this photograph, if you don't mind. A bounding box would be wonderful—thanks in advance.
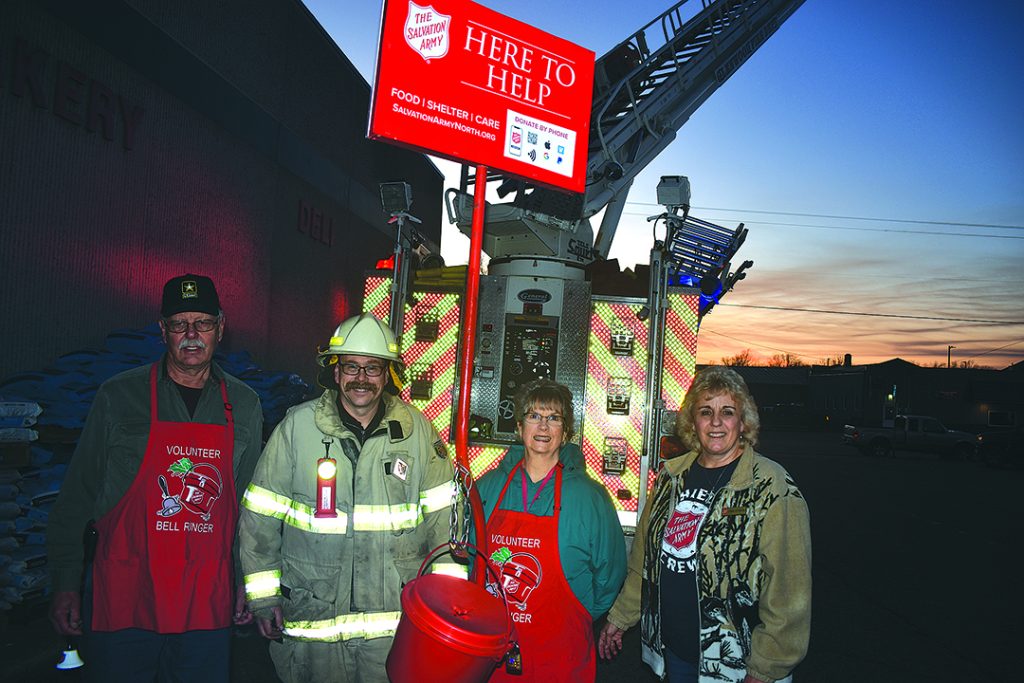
[316,314,402,366]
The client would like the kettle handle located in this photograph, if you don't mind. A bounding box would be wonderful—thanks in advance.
[416,543,515,641]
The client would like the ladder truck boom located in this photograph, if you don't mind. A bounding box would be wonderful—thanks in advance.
[447,0,807,262]
[588,0,806,256]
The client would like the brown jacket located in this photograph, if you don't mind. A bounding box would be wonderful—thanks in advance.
[607,443,811,682]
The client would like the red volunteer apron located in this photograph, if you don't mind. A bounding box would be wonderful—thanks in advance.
[487,462,596,682]
[91,363,236,633]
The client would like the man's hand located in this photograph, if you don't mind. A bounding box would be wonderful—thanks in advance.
[742,676,767,683]
[597,621,624,660]
[233,585,254,626]
[49,591,83,636]
[257,605,284,640]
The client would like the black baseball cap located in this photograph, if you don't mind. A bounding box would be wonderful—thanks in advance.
[161,274,221,317]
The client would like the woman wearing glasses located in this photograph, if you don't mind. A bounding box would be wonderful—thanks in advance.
[476,379,626,682]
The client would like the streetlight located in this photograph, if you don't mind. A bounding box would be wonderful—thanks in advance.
[947,345,956,368]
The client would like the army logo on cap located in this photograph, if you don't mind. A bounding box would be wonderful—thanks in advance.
[181,280,198,299]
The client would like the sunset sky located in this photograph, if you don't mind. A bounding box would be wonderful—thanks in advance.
[304,0,1024,369]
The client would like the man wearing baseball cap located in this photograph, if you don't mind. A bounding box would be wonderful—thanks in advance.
[48,274,264,683]
[238,313,462,683]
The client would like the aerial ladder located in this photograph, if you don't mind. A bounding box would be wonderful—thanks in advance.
[447,0,805,263]
[371,0,807,527]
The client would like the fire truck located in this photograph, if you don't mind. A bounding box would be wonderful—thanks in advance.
[363,0,806,528]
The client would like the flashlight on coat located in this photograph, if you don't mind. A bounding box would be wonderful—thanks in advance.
[315,439,338,518]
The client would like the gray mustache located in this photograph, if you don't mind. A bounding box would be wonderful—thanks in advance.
[178,339,207,351]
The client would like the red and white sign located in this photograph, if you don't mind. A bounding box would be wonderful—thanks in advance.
[368,0,595,193]
[404,3,451,60]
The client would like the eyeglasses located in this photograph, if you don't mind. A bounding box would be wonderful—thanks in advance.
[523,412,564,426]
[164,318,220,333]
[339,362,386,378]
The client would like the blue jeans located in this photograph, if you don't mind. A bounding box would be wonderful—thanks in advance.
[664,647,699,683]
[663,649,795,683]
[81,566,232,683]
[82,627,231,683]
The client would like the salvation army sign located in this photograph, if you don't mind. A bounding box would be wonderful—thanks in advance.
[404,3,450,60]
[368,0,595,193]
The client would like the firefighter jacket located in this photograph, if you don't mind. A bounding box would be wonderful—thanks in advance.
[606,443,811,683]
[238,390,458,642]
[47,359,263,593]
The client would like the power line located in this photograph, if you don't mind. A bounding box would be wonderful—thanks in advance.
[624,202,1024,231]
[703,328,813,359]
[619,210,1024,239]
[713,219,1023,240]
[719,303,1024,325]
[750,268,1024,284]
[693,206,1024,231]
[964,339,1023,360]
[705,327,1023,365]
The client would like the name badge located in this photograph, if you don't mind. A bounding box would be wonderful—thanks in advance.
[722,506,747,517]
[393,457,409,481]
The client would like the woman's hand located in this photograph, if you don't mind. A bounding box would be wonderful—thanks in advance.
[742,675,766,683]
[597,621,624,660]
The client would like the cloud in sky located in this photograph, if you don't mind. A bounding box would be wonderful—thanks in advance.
[303,0,1024,369]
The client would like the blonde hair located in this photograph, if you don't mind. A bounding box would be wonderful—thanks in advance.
[675,366,760,450]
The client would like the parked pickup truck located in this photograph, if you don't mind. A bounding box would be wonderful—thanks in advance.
[842,415,981,459]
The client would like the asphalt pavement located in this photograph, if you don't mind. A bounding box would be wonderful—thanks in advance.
[3,429,1019,682]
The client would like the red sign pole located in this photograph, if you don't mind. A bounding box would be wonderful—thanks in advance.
[455,164,489,582]
[369,0,594,581]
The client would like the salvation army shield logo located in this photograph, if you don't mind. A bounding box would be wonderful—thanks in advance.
[661,500,706,559]
[404,1,450,62]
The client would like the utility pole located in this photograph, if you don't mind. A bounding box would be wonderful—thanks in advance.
[947,345,956,368]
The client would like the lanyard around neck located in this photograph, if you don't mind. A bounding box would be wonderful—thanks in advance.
[521,463,557,513]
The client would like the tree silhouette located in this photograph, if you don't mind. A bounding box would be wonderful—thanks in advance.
[721,349,755,366]
[767,353,806,367]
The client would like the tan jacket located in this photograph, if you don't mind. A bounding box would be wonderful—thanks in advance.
[608,443,811,682]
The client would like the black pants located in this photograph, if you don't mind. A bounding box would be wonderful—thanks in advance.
[81,566,232,683]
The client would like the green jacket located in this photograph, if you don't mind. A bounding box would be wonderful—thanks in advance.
[607,444,811,683]
[475,443,627,618]
[47,360,264,592]
[238,391,457,642]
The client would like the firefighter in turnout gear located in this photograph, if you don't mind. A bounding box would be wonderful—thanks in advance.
[238,313,461,683]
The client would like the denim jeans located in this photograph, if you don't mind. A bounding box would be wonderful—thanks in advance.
[663,647,698,683]
[81,565,232,683]
[663,648,794,683]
